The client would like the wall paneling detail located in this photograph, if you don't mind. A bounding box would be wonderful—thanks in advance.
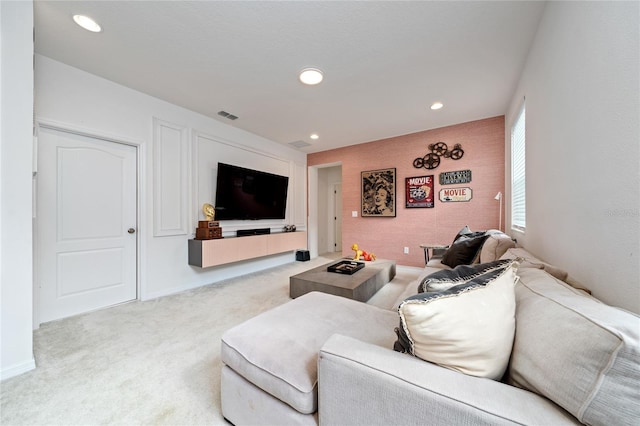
[153,118,189,236]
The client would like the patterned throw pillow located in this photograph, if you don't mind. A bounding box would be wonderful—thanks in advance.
[394,260,519,380]
[417,259,514,293]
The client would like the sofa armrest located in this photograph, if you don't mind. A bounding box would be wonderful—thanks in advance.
[318,334,579,426]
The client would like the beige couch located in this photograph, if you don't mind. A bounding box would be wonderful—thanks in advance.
[220,237,640,425]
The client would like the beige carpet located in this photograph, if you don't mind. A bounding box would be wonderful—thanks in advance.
[0,254,420,425]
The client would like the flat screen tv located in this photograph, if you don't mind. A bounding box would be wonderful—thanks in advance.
[214,163,289,220]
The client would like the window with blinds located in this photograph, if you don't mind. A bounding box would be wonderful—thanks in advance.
[511,104,526,231]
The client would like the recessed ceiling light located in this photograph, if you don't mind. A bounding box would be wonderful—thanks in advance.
[310,134,319,140]
[431,102,444,110]
[299,68,324,85]
[73,15,102,33]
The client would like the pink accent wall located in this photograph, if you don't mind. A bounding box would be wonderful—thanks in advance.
[308,116,505,267]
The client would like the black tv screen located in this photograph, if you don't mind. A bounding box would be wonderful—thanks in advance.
[214,163,289,220]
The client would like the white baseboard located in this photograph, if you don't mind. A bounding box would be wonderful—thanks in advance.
[1,357,36,381]
[142,253,294,301]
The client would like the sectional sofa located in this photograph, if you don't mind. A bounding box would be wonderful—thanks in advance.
[220,231,640,425]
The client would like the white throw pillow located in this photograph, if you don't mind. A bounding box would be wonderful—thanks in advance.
[395,261,518,380]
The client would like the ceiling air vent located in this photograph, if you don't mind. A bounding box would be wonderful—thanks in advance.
[289,140,312,148]
[217,111,238,120]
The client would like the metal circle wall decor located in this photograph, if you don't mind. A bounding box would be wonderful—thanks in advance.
[431,142,448,156]
[413,142,464,170]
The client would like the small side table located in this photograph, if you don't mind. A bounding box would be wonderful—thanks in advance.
[419,243,450,265]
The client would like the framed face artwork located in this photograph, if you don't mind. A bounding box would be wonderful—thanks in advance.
[361,168,396,217]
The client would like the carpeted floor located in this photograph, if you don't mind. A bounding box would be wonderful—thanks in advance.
[0,253,420,425]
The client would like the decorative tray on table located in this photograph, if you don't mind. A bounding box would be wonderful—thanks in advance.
[327,260,365,275]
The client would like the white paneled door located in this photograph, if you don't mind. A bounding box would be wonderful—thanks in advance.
[37,127,137,323]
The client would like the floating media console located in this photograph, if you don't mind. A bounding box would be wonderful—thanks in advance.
[237,228,271,237]
[188,231,307,268]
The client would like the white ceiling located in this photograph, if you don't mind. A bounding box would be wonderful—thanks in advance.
[34,1,546,153]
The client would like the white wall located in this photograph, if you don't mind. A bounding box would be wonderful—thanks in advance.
[195,131,306,237]
[35,55,307,305]
[505,1,639,313]
[1,1,36,380]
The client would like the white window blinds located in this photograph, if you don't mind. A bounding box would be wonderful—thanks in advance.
[511,104,526,231]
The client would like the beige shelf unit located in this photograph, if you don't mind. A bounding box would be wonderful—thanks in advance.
[188,231,307,268]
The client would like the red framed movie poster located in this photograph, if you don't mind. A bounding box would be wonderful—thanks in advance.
[406,175,434,208]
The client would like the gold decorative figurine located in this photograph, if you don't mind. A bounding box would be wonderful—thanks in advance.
[202,203,216,221]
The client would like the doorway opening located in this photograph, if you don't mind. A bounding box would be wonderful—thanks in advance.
[310,164,342,257]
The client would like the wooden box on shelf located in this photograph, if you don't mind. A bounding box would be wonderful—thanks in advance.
[195,227,222,240]
[195,220,222,240]
[198,220,220,229]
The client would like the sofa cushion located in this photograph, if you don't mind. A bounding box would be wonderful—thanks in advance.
[390,266,444,310]
[441,231,489,268]
[417,259,514,293]
[221,291,398,415]
[500,247,569,281]
[479,231,516,263]
[509,268,640,425]
[394,260,518,380]
[425,258,452,269]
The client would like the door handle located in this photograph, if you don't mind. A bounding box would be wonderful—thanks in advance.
[128,228,136,234]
